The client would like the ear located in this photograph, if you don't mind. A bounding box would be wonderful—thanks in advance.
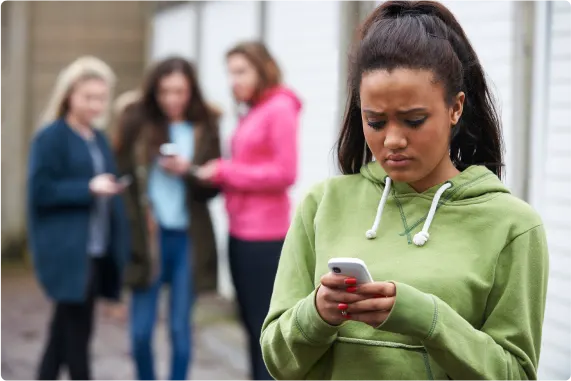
[450,92,465,126]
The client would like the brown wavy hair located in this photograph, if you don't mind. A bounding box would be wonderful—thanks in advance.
[139,57,216,158]
[226,42,282,104]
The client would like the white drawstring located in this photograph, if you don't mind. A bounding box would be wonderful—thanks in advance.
[365,178,452,246]
[365,177,392,239]
[412,182,452,246]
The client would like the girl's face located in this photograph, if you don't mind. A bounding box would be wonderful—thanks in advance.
[157,71,191,122]
[360,68,464,191]
[68,78,109,125]
[227,53,259,103]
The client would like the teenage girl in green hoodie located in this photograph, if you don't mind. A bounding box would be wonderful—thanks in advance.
[261,1,549,380]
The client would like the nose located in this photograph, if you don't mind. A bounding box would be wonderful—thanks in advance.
[383,125,407,150]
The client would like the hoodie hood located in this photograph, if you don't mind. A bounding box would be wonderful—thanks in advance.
[258,86,303,112]
[359,161,510,246]
[360,161,509,201]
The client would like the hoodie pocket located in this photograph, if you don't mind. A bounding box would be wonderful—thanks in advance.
[330,337,446,380]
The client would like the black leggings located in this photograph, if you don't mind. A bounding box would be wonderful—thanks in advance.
[37,259,100,380]
[229,236,283,381]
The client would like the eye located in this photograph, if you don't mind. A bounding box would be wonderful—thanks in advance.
[405,116,427,128]
[367,120,386,130]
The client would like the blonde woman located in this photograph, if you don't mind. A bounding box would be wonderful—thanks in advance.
[27,56,130,380]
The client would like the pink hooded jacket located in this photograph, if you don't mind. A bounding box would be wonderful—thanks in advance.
[213,87,302,241]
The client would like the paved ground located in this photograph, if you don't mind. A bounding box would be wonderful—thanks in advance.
[1,263,249,380]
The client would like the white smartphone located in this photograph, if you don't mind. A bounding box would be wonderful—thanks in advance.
[118,174,133,187]
[159,143,178,157]
[327,257,374,284]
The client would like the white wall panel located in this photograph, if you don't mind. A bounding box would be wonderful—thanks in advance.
[531,1,571,379]
[151,2,197,62]
[266,1,342,209]
[198,1,261,299]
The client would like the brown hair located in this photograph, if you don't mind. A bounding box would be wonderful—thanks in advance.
[138,57,216,158]
[226,41,282,104]
[336,1,504,178]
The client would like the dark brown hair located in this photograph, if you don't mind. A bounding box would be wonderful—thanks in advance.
[226,41,282,104]
[139,57,215,157]
[336,1,504,179]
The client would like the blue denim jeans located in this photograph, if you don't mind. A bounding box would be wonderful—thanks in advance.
[130,228,193,380]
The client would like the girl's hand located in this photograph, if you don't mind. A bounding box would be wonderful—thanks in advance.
[159,155,191,176]
[89,173,122,196]
[344,282,397,328]
[194,160,218,182]
[315,273,368,326]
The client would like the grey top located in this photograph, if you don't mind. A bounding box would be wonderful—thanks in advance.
[84,137,110,257]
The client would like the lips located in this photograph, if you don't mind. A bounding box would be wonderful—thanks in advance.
[386,154,409,161]
[385,154,412,168]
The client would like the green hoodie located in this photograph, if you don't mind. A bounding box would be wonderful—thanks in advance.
[261,163,549,380]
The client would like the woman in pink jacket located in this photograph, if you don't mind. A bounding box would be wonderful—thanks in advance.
[195,41,301,380]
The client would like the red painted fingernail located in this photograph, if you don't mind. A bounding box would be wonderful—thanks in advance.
[344,278,357,285]
[346,286,357,293]
[337,303,348,310]
[344,314,352,319]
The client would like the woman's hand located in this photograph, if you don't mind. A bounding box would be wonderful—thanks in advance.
[344,282,397,328]
[315,273,369,326]
[194,160,219,182]
[159,155,191,176]
[89,173,123,196]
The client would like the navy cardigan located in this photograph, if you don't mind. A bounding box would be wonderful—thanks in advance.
[27,119,129,302]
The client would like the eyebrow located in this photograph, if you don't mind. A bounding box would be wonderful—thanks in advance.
[363,107,428,116]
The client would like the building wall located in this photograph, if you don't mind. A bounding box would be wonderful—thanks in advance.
[1,1,148,257]
[0,0,8,224]
[0,0,8,124]
[2,2,31,257]
[28,1,148,131]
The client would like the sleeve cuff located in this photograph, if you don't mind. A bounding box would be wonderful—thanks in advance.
[376,282,438,340]
[294,289,341,344]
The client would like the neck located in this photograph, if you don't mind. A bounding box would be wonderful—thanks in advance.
[65,114,93,139]
[409,156,460,193]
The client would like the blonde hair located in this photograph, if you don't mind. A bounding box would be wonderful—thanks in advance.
[38,56,116,130]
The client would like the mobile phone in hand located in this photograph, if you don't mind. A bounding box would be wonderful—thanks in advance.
[159,143,177,157]
[327,257,374,284]
[117,174,133,187]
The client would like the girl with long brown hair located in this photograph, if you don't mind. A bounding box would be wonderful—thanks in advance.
[113,57,221,380]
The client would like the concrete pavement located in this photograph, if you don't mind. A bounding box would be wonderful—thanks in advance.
[1,264,249,380]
